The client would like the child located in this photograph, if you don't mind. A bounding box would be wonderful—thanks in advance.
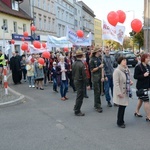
[51,62,58,92]
[26,60,35,88]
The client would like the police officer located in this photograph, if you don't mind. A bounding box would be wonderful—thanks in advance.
[72,50,87,116]
[89,47,104,113]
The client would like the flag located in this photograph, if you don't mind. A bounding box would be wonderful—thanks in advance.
[102,20,126,45]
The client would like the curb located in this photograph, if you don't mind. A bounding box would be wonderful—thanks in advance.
[0,74,26,108]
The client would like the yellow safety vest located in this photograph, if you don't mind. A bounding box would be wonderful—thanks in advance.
[0,54,6,66]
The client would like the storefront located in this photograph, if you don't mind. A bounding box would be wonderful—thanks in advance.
[11,33,40,55]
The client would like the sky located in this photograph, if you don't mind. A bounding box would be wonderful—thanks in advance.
[82,0,144,35]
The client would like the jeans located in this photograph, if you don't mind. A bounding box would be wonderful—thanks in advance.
[60,80,68,97]
[104,75,113,102]
[27,76,34,86]
[52,77,57,91]
[22,69,27,80]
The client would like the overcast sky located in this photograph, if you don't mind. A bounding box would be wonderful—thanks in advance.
[82,0,144,35]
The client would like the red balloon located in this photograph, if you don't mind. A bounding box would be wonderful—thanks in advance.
[107,11,119,26]
[76,30,84,38]
[63,47,69,52]
[21,43,28,51]
[31,25,36,31]
[11,39,15,44]
[42,43,46,48]
[38,58,45,65]
[42,51,50,59]
[23,31,28,37]
[131,19,142,33]
[116,10,126,23]
[33,41,41,49]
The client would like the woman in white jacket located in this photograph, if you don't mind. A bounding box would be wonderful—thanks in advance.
[113,56,133,128]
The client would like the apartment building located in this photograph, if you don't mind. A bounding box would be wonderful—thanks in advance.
[94,18,102,47]
[74,0,82,32]
[0,0,32,54]
[78,1,95,40]
[20,0,56,42]
[55,0,74,37]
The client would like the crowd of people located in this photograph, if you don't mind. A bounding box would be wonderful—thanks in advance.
[0,46,150,129]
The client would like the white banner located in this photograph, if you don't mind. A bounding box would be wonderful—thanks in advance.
[66,27,92,46]
[102,20,125,45]
[47,36,72,48]
[29,45,51,54]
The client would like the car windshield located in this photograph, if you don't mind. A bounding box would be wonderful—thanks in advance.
[124,53,135,57]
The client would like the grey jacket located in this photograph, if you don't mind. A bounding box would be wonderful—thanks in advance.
[34,62,44,79]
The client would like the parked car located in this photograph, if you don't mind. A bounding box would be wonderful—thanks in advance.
[115,51,138,67]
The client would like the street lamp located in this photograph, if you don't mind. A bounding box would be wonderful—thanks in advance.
[126,10,135,19]
[1,25,7,53]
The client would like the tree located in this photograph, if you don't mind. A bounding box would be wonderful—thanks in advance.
[129,29,144,50]
[104,40,121,50]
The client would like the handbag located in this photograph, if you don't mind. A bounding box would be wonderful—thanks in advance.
[136,89,148,97]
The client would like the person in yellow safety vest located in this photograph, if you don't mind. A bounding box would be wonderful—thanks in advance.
[0,50,5,84]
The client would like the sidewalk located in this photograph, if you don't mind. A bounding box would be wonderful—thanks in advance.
[0,74,25,107]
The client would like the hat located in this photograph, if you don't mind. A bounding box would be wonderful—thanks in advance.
[92,47,101,54]
[76,50,83,56]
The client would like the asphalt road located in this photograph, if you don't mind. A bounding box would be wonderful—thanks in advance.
[0,67,150,150]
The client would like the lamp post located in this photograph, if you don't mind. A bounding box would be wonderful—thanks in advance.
[125,10,135,52]
[126,10,135,19]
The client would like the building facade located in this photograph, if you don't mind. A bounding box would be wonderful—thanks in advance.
[74,0,82,32]
[20,0,56,42]
[78,1,95,41]
[0,0,32,55]
[55,0,74,37]
[94,18,102,47]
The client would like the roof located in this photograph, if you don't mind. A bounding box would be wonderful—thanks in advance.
[0,1,32,20]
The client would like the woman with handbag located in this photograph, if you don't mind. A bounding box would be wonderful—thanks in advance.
[134,53,150,121]
[113,56,133,128]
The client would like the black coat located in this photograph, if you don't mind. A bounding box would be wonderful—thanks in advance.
[134,63,150,89]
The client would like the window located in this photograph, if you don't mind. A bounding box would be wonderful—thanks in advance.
[51,2,54,14]
[75,19,77,27]
[52,19,55,31]
[38,0,40,8]
[62,10,64,19]
[48,2,50,12]
[74,8,77,15]
[66,12,68,21]
[3,19,8,32]
[48,17,51,31]
[39,16,42,30]
[58,8,60,18]
[12,0,19,11]
[13,22,17,33]
[58,24,61,36]
[23,24,26,32]
[33,13,37,26]
[44,16,46,30]
[62,26,65,36]
[43,0,46,10]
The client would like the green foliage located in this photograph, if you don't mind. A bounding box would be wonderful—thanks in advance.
[129,29,144,49]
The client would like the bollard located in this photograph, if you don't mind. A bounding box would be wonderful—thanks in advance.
[3,66,8,95]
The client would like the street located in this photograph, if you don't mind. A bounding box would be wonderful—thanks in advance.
[0,67,150,150]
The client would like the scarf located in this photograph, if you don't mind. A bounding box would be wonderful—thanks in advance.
[124,69,132,98]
